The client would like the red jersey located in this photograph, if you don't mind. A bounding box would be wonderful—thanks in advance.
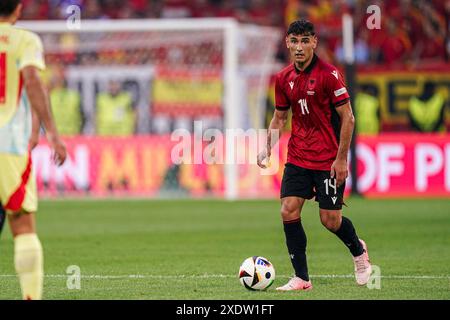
[275,54,350,171]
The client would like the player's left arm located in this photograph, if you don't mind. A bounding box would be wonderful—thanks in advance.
[331,102,355,187]
[20,33,66,165]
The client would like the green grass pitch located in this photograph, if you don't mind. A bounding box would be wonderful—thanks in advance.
[0,198,449,300]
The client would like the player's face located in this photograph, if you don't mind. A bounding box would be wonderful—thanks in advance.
[286,34,317,64]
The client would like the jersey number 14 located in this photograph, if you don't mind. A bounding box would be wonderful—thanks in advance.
[298,99,309,115]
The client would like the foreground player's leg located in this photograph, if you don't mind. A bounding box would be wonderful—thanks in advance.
[320,210,372,285]
[8,212,43,300]
[276,197,312,291]
[0,204,5,235]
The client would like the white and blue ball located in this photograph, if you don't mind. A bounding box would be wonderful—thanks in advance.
[238,256,275,290]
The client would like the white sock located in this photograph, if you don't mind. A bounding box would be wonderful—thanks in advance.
[14,233,43,300]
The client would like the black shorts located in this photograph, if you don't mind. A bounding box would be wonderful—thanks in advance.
[280,163,345,210]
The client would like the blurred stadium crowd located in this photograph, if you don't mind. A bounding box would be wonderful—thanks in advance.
[20,0,449,67]
[18,0,449,136]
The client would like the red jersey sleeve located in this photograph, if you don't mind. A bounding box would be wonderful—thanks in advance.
[275,74,290,111]
[326,69,350,107]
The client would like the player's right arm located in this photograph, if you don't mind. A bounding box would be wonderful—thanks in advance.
[21,66,66,165]
[257,109,289,168]
[257,73,290,169]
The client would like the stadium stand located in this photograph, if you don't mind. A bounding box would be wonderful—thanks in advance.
[19,0,450,133]
[18,0,449,66]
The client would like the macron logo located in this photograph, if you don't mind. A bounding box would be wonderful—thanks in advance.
[331,197,337,204]
[331,70,338,79]
[289,81,294,90]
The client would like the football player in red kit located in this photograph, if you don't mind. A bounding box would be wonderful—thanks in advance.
[257,19,372,291]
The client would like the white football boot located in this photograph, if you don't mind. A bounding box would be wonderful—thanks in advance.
[353,239,372,285]
[276,276,313,291]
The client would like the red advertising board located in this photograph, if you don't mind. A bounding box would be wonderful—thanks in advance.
[352,134,449,197]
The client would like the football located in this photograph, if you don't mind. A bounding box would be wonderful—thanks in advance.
[238,256,275,290]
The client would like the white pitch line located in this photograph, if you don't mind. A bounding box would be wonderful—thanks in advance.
[0,274,448,280]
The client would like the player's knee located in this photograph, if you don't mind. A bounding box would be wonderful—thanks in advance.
[8,212,35,238]
[320,213,341,232]
[280,201,300,221]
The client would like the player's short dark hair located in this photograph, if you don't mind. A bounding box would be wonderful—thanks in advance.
[287,19,316,37]
[0,0,21,17]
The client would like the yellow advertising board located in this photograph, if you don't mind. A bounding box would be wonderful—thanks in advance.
[357,71,450,129]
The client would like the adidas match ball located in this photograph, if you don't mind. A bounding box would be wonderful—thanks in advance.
[238,256,275,291]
